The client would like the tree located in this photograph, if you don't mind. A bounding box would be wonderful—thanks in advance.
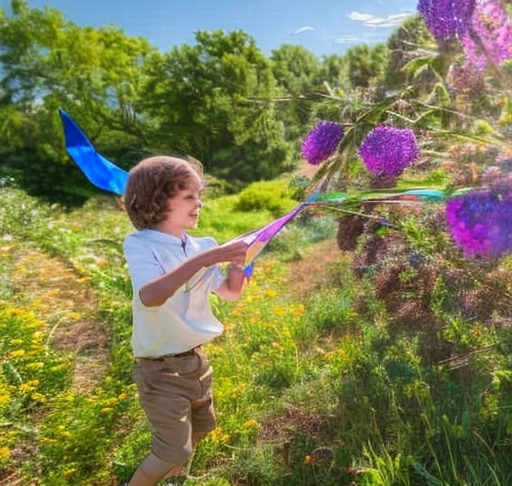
[269,44,324,143]
[384,14,440,89]
[139,29,293,188]
[0,0,158,202]
[344,43,389,88]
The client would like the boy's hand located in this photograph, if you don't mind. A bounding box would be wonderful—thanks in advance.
[208,240,248,266]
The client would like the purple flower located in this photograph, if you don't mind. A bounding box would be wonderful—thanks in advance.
[447,61,486,95]
[460,0,512,72]
[359,126,420,178]
[446,186,512,258]
[301,121,344,165]
[418,0,476,42]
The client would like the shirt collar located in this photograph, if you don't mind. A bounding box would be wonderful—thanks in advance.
[139,229,187,247]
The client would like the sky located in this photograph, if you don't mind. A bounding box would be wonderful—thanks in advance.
[2,0,419,58]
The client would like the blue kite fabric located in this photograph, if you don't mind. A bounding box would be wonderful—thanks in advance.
[58,108,129,196]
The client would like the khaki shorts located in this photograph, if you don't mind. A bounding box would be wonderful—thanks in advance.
[134,348,216,465]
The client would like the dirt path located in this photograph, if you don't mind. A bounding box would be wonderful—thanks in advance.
[9,248,110,393]
[286,238,341,299]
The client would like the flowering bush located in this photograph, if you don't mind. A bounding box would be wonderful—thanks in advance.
[417,0,476,41]
[445,184,512,257]
[358,126,420,178]
[300,121,344,165]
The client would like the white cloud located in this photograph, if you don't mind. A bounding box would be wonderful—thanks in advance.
[335,35,361,45]
[348,11,413,28]
[291,26,315,35]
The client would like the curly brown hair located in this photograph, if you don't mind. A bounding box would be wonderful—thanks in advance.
[124,155,204,230]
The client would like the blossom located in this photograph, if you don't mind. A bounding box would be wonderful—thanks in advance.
[447,61,486,95]
[301,121,344,165]
[460,0,512,72]
[417,0,476,42]
[446,186,512,258]
[359,126,420,178]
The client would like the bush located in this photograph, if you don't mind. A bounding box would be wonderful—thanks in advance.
[234,180,296,217]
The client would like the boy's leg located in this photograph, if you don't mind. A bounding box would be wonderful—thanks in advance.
[127,453,184,486]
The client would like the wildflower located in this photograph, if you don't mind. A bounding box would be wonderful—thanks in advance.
[243,419,258,429]
[459,0,512,72]
[0,446,11,463]
[417,0,476,41]
[447,61,486,95]
[359,126,420,178]
[446,186,512,257]
[301,121,344,165]
[304,454,313,464]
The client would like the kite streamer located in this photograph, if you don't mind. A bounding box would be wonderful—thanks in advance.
[59,108,129,196]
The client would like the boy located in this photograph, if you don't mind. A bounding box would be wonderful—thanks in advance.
[121,155,248,486]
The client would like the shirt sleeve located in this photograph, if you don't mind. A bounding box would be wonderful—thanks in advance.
[123,234,165,293]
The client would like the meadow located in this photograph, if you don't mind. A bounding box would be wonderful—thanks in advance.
[1,176,512,486]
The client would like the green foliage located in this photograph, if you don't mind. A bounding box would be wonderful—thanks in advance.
[345,43,389,88]
[234,179,296,216]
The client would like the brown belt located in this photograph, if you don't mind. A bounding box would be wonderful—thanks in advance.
[137,346,201,361]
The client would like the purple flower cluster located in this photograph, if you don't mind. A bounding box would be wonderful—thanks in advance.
[417,0,476,42]
[301,121,344,165]
[359,126,420,178]
[446,186,512,258]
[460,0,512,72]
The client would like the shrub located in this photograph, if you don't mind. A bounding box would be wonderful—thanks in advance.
[234,180,296,217]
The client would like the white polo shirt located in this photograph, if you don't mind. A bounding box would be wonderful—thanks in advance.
[123,229,225,358]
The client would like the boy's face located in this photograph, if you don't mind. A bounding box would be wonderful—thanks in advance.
[163,172,204,235]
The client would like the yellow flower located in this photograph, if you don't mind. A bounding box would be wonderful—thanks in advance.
[26,362,44,370]
[274,306,286,317]
[209,426,230,444]
[31,392,47,403]
[19,380,40,393]
[0,446,11,463]
[243,419,258,429]
[0,392,11,406]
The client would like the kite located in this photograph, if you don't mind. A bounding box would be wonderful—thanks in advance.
[59,108,129,196]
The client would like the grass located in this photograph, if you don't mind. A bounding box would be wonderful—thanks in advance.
[2,186,512,486]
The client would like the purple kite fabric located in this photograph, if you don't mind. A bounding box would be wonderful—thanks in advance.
[59,108,129,196]
[236,203,306,270]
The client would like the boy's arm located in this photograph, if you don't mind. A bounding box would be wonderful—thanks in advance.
[215,263,247,301]
[139,241,247,307]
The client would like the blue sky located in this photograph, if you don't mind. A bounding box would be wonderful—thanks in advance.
[3,0,418,57]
